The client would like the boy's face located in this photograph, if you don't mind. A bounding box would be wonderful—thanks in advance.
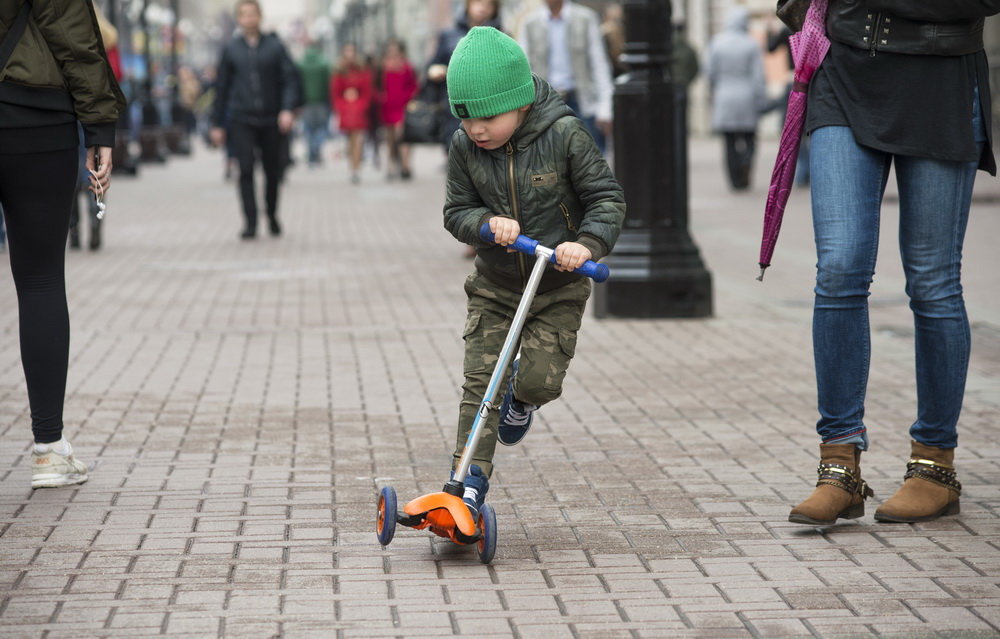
[462,107,529,151]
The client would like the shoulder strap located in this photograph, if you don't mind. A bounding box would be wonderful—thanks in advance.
[0,1,31,74]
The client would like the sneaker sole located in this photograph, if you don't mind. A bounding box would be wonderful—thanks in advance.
[32,473,88,489]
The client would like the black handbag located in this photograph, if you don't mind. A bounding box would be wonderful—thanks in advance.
[402,82,444,145]
[776,0,811,32]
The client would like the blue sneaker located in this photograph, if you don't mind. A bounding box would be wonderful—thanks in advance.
[498,360,538,446]
[460,464,489,519]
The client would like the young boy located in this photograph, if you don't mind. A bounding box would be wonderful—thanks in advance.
[443,27,626,517]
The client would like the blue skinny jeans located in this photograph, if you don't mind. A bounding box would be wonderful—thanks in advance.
[809,105,985,451]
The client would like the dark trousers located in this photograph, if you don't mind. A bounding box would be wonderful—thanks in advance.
[0,148,77,443]
[230,120,282,231]
[723,131,756,190]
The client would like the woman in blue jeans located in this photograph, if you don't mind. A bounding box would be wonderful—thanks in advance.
[786,0,998,526]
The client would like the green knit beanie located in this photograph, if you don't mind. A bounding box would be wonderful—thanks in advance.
[447,27,535,119]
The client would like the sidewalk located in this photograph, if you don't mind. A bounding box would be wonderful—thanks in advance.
[0,136,998,638]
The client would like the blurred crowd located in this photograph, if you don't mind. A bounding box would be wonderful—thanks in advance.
[2,0,803,252]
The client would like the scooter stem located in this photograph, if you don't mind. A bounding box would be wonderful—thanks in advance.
[452,246,553,483]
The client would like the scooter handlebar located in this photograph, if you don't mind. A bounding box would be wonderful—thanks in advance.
[478,222,610,283]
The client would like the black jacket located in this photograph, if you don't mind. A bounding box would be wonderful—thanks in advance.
[0,0,124,148]
[827,0,1000,56]
[212,32,300,127]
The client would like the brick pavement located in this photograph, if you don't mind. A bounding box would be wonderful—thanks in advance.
[0,136,998,638]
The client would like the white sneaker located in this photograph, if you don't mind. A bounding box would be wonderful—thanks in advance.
[31,440,89,489]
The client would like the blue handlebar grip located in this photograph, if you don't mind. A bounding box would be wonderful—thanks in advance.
[478,222,610,283]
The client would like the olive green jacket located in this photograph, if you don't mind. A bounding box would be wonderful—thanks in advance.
[0,0,125,145]
[444,76,626,293]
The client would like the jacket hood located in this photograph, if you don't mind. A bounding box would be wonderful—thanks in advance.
[725,7,750,32]
[509,75,574,151]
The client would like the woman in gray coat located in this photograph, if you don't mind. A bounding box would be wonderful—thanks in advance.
[706,7,767,190]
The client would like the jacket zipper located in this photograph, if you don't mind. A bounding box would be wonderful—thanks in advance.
[558,202,576,232]
[868,13,882,57]
[506,142,528,287]
[248,41,263,111]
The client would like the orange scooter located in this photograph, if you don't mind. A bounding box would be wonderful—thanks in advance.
[375,223,610,563]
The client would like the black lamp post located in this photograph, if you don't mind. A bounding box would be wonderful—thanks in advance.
[593,0,712,318]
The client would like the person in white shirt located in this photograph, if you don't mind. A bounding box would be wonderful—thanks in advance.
[519,0,614,153]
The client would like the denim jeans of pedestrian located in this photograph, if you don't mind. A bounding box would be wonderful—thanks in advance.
[301,104,329,165]
[809,120,983,451]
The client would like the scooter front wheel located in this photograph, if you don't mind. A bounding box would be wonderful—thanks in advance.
[477,503,497,564]
[376,486,397,546]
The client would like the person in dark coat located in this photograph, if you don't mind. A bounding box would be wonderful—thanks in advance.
[210,0,299,239]
[0,0,124,488]
[426,0,502,152]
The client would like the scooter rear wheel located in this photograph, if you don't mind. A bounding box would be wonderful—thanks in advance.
[376,486,397,546]
[477,503,497,564]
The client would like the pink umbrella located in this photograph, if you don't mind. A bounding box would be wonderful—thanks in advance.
[758,0,830,280]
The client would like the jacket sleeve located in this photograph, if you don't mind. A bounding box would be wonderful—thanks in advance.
[212,43,231,127]
[278,40,300,111]
[405,66,418,102]
[443,134,496,246]
[565,119,625,260]
[330,74,344,114]
[32,0,124,146]
[867,0,1000,21]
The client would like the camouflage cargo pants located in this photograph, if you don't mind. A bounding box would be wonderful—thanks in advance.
[453,271,591,477]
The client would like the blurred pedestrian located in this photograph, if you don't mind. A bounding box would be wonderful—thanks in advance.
[426,0,502,153]
[177,66,202,136]
[672,20,700,91]
[519,0,615,154]
[298,41,332,168]
[601,2,627,79]
[330,43,373,184]
[0,0,124,488]
[211,0,298,239]
[379,40,418,180]
[364,54,383,171]
[706,6,766,191]
[785,0,997,527]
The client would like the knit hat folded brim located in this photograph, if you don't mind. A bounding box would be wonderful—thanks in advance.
[447,27,536,119]
[449,80,536,119]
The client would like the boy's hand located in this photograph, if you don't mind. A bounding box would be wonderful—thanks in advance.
[489,217,520,247]
[554,242,592,272]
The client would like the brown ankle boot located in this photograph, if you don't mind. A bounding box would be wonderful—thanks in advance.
[874,441,961,523]
[789,443,873,526]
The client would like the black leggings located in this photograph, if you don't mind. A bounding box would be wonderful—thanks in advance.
[0,148,77,443]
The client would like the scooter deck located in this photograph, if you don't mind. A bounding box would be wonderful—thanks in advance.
[398,492,480,545]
